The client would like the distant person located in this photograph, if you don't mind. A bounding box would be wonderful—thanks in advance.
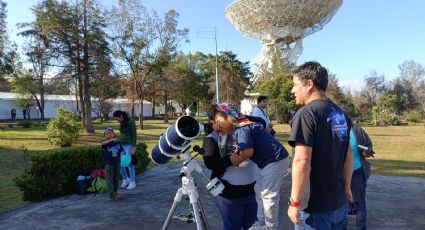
[202,116,257,230]
[113,110,137,190]
[11,108,16,121]
[213,102,290,230]
[101,127,124,201]
[287,61,353,229]
[348,120,375,230]
[22,108,27,120]
[251,95,275,135]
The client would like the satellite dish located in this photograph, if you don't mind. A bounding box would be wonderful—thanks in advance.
[225,0,342,82]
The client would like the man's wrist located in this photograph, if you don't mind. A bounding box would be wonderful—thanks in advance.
[288,197,301,207]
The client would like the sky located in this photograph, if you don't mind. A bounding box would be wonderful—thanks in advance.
[5,0,425,91]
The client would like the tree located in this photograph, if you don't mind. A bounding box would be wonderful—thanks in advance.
[153,9,189,123]
[361,70,386,109]
[214,51,251,103]
[22,0,109,133]
[389,78,418,115]
[166,53,204,111]
[10,73,40,119]
[255,55,295,123]
[91,74,121,122]
[108,0,157,129]
[372,92,400,126]
[11,37,52,119]
[397,60,425,117]
[327,73,348,106]
[0,1,19,91]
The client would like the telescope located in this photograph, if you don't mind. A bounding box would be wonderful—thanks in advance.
[151,115,213,164]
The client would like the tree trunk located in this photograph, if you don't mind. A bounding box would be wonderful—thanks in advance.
[163,87,169,123]
[151,95,155,117]
[138,95,144,130]
[82,0,93,133]
[39,75,45,120]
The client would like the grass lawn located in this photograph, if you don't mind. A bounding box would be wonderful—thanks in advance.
[0,118,424,211]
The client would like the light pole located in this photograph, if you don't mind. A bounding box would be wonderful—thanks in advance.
[197,27,220,103]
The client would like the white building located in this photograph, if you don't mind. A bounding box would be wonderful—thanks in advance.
[0,92,179,120]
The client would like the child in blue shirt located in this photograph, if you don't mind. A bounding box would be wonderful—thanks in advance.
[101,127,124,201]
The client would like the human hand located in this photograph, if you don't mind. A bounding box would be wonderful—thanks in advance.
[113,138,119,142]
[346,188,353,202]
[230,152,244,165]
[130,147,136,155]
[288,206,302,225]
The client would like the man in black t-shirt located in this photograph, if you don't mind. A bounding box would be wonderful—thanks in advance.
[287,61,354,229]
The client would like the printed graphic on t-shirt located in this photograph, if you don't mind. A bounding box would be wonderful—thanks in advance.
[326,107,348,141]
[108,145,120,157]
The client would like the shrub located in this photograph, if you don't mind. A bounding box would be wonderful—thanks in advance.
[372,107,401,126]
[19,121,33,128]
[134,142,151,173]
[15,142,150,202]
[47,108,80,147]
[405,110,422,123]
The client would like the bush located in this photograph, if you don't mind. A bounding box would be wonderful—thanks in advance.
[405,110,422,123]
[15,142,150,202]
[372,107,402,126]
[19,121,33,128]
[47,108,80,147]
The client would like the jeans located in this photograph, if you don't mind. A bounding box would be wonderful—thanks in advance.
[105,164,120,198]
[215,193,257,230]
[295,204,348,230]
[120,145,136,182]
[255,157,289,230]
[351,168,367,230]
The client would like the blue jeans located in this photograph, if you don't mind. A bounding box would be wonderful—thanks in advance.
[295,204,348,230]
[351,168,367,230]
[215,194,257,230]
[120,145,136,182]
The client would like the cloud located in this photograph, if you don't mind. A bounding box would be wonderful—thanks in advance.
[339,79,365,92]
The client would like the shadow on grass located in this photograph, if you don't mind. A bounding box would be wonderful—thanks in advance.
[372,133,411,137]
[370,158,425,178]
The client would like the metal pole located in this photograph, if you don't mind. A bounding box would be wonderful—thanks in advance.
[214,27,220,104]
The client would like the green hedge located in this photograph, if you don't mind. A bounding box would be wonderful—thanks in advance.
[15,142,151,202]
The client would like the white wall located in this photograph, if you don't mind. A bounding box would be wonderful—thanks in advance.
[0,92,158,120]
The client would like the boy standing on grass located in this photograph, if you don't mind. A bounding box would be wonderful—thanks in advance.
[101,127,124,201]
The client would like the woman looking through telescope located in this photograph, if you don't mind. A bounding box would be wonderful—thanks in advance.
[113,110,137,190]
[202,114,258,230]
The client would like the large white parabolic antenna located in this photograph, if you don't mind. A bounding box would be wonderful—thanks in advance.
[225,0,342,83]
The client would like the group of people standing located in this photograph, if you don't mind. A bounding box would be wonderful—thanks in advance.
[100,110,138,201]
[203,61,374,230]
[10,108,28,121]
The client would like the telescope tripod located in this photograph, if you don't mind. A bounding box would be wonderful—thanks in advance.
[161,151,211,230]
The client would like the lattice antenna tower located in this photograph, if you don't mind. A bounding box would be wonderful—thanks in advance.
[225,0,342,83]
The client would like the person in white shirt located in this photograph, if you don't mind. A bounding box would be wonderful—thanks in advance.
[251,95,274,135]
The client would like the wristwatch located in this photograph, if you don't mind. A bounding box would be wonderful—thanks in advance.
[288,197,301,207]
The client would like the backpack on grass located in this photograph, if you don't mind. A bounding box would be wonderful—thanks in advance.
[76,175,93,195]
[87,177,107,194]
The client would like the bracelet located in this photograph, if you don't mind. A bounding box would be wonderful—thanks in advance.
[288,197,301,207]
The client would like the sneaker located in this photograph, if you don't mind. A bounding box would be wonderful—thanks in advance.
[248,222,268,230]
[126,181,136,190]
[120,179,130,188]
[110,194,123,201]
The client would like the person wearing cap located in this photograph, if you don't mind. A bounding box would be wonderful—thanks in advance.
[251,95,275,135]
[101,127,124,201]
[287,61,353,229]
[212,102,290,230]
[201,106,261,230]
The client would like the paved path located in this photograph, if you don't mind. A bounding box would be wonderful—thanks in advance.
[1,163,424,230]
